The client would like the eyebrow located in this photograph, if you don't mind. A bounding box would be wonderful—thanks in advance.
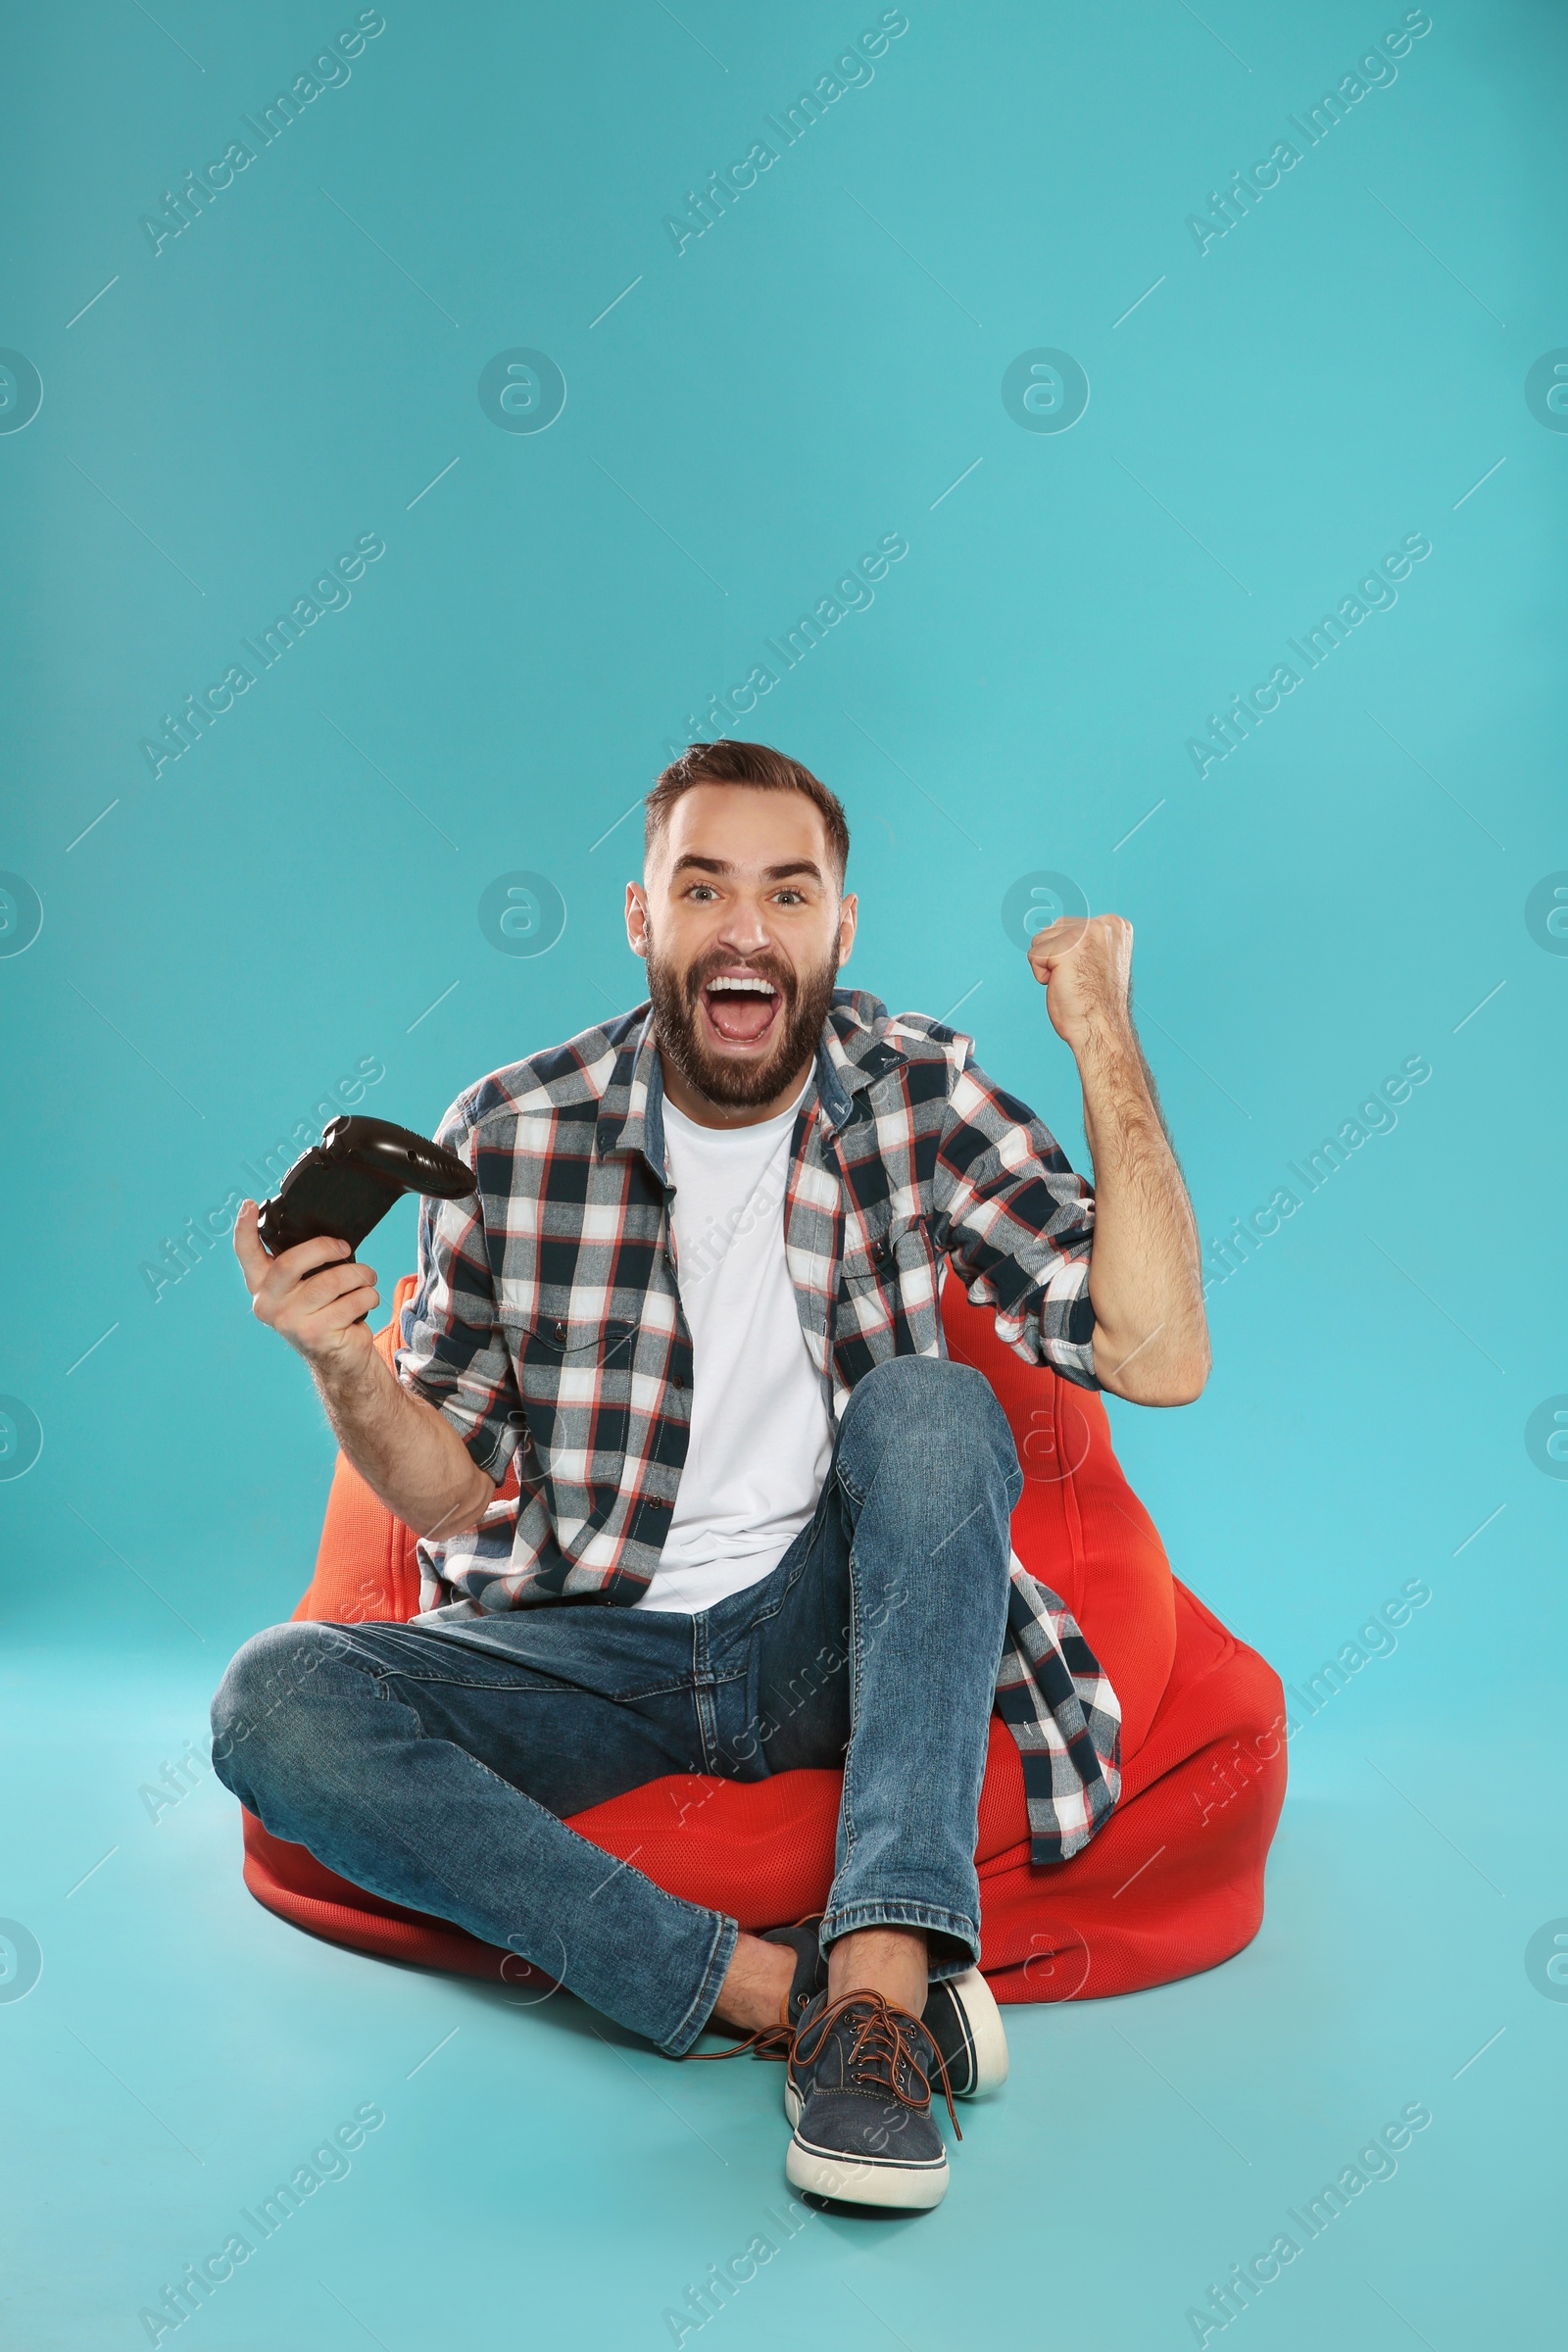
[668,855,825,884]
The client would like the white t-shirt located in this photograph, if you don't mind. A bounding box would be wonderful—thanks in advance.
[634,1080,833,1614]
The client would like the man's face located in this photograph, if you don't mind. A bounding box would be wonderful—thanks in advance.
[626,784,857,1114]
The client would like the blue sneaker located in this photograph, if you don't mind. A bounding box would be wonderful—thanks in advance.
[760,1918,826,2032]
[784,1990,959,2210]
[766,1919,1008,2102]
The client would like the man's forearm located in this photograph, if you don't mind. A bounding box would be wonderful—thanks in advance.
[312,1347,497,1540]
[1076,1019,1209,1405]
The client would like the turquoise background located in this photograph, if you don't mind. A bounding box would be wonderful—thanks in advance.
[2,1,1564,2343]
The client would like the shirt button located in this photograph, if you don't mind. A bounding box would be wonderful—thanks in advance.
[553,1319,566,1344]
[872,1238,888,1262]
[670,1371,685,1390]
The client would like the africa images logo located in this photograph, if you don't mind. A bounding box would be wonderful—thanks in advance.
[0,350,43,434]
[477,350,567,434]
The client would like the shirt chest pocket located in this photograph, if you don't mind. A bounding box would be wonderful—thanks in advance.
[836,1215,940,1348]
[512,1315,639,1450]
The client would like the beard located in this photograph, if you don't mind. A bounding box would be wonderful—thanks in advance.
[646,936,839,1110]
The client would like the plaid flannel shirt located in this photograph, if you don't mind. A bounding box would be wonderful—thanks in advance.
[397,991,1121,1863]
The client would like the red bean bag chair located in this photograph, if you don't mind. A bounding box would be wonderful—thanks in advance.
[240,1277,1286,2007]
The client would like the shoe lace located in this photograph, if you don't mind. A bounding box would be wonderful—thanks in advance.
[685,1916,822,2064]
[794,1989,961,2141]
[686,2019,795,2063]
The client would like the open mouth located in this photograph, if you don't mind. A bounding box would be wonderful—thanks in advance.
[699,971,784,1051]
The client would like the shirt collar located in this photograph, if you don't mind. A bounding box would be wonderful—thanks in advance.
[593,1004,662,1174]
[815,991,909,1128]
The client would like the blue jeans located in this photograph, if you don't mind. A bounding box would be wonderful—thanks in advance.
[212,1356,1021,2055]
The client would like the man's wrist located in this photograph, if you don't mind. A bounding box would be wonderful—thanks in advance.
[307,1330,385,1407]
[1067,1010,1140,1077]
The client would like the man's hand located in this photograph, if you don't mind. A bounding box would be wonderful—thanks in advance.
[233,1200,380,1368]
[1026,912,1134,1055]
[231,1198,496,1540]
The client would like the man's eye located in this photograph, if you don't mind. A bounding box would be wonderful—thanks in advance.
[773,890,805,906]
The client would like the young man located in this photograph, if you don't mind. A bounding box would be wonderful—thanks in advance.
[216,739,1208,2210]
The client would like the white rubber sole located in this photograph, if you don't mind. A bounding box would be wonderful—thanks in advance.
[783,1968,1009,2127]
[785,2132,949,2210]
[946,1965,1010,2097]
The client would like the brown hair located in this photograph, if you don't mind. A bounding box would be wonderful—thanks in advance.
[644,739,850,884]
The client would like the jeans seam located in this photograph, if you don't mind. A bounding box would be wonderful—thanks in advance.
[662,1911,739,2056]
[739,1488,833,1637]
[374,1674,590,1695]
[839,1542,863,1865]
[378,1665,703,1702]
[833,1453,867,1511]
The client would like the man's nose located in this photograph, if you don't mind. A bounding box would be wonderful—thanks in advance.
[715,898,772,955]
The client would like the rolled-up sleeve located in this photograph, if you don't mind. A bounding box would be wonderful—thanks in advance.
[932,1052,1101,1391]
[395,1102,525,1479]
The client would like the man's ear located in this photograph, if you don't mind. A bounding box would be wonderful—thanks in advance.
[836,890,858,970]
[625,880,650,959]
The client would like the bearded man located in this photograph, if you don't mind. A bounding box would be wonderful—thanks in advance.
[215,737,1208,2209]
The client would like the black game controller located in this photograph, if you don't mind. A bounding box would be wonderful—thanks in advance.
[257,1116,477,1266]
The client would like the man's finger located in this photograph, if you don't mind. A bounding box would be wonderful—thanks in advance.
[292,1284,381,1338]
[293,1260,378,1307]
[237,1207,354,1309]
[270,1234,355,1292]
[232,1200,270,1295]
[1028,916,1092,955]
